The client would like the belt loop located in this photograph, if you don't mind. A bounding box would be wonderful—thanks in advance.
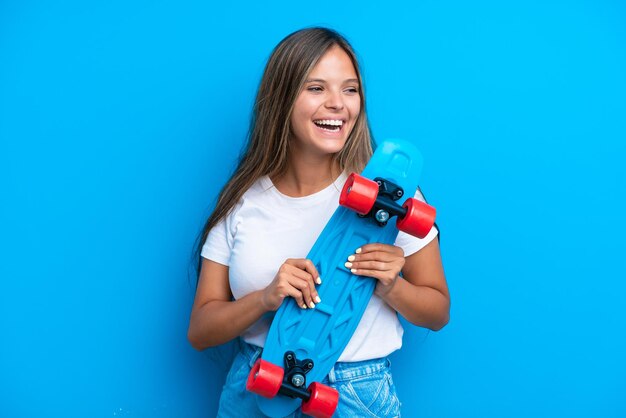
[327,364,337,383]
[248,346,262,367]
[240,339,263,368]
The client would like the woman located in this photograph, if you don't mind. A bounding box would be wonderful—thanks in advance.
[188,27,450,417]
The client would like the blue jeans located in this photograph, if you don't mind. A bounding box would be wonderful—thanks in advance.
[217,340,401,417]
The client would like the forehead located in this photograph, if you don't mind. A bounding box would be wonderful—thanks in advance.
[307,45,358,80]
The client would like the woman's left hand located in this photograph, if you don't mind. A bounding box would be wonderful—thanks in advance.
[344,243,405,297]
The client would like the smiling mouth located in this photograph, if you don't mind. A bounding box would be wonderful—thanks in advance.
[313,119,344,132]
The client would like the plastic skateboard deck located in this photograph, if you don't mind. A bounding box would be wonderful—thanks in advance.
[248,139,433,417]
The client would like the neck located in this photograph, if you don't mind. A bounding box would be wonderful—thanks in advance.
[271,148,341,197]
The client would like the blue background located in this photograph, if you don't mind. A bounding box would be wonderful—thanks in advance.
[1,1,625,417]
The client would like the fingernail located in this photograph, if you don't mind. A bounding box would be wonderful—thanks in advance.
[356,248,362,254]
[344,262,353,268]
[315,296,321,303]
[348,255,355,262]
[351,268,357,273]
[301,304,307,309]
[316,277,322,285]
[309,302,316,309]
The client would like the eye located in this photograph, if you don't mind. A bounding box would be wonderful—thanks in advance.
[307,86,323,92]
[344,86,359,94]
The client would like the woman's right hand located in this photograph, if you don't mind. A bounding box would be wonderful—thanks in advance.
[261,259,321,311]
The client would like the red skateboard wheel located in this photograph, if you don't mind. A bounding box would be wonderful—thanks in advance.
[246,359,284,398]
[396,198,436,238]
[301,382,339,418]
[339,173,378,215]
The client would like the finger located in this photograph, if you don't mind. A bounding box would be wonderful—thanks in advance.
[302,259,321,285]
[347,260,388,271]
[288,267,319,301]
[350,268,397,286]
[349,251,397,263]
[348,267,384,281]
[356,243,403,256]
[286,264,313,282]
[288,259,321,284]
[289,265,321,303]
[305,274,321,304]
[283,259,320,305]
[290,270,320,305]
[285,286,307,309]
[288,276,315,309]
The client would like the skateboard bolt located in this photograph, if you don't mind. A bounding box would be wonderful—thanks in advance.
[291,374,305,387]
[375,210,390,223]
[396,190,403,198]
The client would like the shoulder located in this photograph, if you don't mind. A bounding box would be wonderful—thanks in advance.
[242,176,273,201]
[221,176,280,226]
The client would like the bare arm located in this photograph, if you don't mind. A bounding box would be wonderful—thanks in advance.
[187,258,322,350]
[347,238,450,331]
[187,258,267,350]
[379,239,449,330]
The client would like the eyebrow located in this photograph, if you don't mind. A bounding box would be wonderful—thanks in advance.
[305,78,359,84]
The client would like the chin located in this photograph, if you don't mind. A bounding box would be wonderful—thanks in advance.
[315,138,347,155]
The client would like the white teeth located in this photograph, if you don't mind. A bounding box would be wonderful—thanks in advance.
[314,119,343,126]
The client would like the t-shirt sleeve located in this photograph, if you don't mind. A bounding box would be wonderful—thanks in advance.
[393,187,439,257]
[200,204,240,266]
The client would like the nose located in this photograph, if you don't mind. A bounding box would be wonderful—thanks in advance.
[324,89,344,110]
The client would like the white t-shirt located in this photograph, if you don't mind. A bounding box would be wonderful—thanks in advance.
[201,172,438,361]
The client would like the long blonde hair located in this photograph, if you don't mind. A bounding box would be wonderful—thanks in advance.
[194,27,375,280]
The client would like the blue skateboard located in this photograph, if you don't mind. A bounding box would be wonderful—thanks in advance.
[246,139,436,417]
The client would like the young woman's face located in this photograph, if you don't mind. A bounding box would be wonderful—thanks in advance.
[289,45,361,158]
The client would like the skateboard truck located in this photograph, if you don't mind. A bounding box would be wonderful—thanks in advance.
[247,352,339,417]
[340,172,436,238]
[279,351,314,400]
[359,177,407,227]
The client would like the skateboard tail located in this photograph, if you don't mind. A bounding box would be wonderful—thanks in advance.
[365,139,423,184]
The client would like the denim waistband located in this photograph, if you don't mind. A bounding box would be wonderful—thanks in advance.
[238,339,390,384]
